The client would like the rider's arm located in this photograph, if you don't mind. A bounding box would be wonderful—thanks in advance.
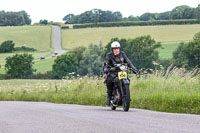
[103,53,110,74]
[122,52,138,74]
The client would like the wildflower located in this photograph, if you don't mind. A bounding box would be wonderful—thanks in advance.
[152,61,159,66]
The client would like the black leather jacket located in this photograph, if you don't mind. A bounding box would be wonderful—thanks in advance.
[103,51,138,75]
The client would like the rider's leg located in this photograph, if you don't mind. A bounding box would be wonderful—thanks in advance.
[105,76,114,105]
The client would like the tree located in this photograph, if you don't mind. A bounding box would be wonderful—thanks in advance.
[182,8,195,19]
[39,19,48,25]
[79,44,104,76]
[195,4,200,22]
[139,13,157,21]
[52,53,78,79]
[63,14,74,24]
[0,10,31,26]
[172,32,200,69]
[105,36,161,69]
[71,46,86,64]
[19,11,31,25]
[0,40,15,53]
[5,53,35,78]
[193,32,200,41]
[170,5,191,19]
[126,15,139,21]
[124,35,161,69]
[158,11,171,20]
[172,42,188,68]
[62,9,123,24]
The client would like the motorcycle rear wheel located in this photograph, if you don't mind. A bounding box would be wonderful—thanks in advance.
[110,104,116,110]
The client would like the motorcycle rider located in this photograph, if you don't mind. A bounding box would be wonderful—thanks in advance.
[103,41,138,105]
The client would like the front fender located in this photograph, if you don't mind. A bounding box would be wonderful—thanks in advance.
[121,79,130,85]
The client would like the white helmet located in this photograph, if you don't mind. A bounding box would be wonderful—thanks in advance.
[111,41,120,49]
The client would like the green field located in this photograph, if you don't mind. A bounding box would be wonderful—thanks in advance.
[0,57,55,74]
[158,43,179,59]
[0,51,52,65]
[62,24,200,59]
[61,24,200,49]
[0,26,52,51]
[33,58,55,73]
[0,25,54,74]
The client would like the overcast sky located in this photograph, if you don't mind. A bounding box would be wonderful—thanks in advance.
[1,0,199,23]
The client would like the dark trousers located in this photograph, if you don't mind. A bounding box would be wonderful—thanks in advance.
[105,75,115,96]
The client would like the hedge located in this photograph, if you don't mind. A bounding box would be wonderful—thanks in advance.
[72,19,199,29]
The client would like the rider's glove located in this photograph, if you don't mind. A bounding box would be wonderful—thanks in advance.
[110,67,116,72]
[131,68,139,74]
[103,68,108,74]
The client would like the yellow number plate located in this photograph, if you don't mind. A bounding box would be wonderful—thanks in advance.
[118,71,127,80]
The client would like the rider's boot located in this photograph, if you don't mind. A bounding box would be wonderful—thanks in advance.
[105,90,112,106]
[105,95,111,105]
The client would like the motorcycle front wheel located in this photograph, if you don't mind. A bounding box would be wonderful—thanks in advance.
[122,84,130,112]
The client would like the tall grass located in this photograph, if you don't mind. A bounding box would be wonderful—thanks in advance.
[0,67,199,114]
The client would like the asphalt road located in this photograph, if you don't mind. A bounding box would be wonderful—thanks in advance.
[0,101,200,133]
[53,25,66,55]
[34,26,66,62]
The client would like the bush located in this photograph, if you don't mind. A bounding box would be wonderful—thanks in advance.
[0,74,10,80]
[14,46,37,52]
[79,44,104,76]
[0,40,15,53]
[61,25,70,29]
[48,22,65,27]
[52,53,78,79]
[31,71,54,79]
[5,53,35,79]
[172,32,200,69]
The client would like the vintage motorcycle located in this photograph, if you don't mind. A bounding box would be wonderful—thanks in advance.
[108,63,132,112]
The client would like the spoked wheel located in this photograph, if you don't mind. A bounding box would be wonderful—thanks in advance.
[122,85,130,112]
[110,104,116,110]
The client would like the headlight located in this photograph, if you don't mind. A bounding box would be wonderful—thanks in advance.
[120,65,126,70]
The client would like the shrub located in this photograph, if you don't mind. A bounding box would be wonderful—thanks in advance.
[31,71,54,79]
[0,40,15,53]
[5,53,35,79]
[52,53,78,79]
[172,32,200,69]
[14,46,37,52]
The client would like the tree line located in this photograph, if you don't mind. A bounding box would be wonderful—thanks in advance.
[63,4,200,24]
[0,10,31,26]
[2,32,200,79]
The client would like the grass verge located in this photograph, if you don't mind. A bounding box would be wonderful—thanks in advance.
[0,69,200,114]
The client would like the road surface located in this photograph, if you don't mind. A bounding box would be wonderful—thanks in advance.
[34,26,66,62]
[0,101,200,133]
[53,25,66,55]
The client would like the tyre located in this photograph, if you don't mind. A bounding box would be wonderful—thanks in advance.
[122,85,130,112]
[110,104,116,110]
